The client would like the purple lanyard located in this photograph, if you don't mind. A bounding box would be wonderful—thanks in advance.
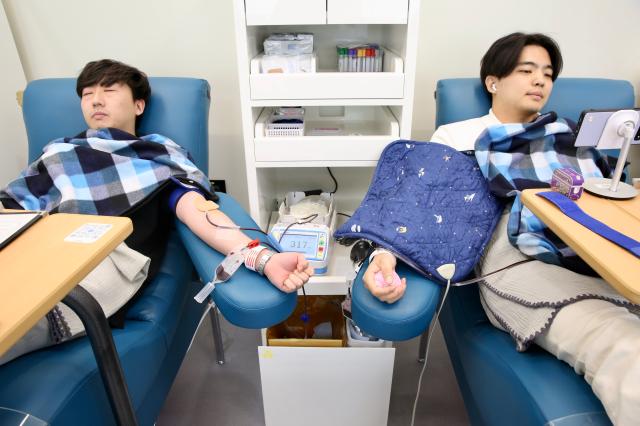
[536,191,640,258]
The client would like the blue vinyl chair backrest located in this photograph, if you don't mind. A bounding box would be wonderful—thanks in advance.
[23,77,210,173]
[435,77,635,127]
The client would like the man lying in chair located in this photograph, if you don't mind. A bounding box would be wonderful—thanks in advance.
[361,33,639,424]
[0,59,312,365]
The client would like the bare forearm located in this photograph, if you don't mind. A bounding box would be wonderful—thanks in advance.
[175,191,313,292]
[175,191,251,255]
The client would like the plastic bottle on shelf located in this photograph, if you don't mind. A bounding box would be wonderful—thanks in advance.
[349,48,356,72]
[337,46,348,72]
[375,46,383,72]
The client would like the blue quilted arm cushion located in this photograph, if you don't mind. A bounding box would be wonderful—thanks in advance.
[176,192,296,328]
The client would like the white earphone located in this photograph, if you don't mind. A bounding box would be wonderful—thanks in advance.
[491,83,497,92]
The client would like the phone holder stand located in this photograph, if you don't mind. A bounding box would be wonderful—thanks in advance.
[583,109,639,199]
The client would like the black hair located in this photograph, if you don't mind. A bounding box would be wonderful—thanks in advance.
[480,32,563,95]
[76,59,151,125]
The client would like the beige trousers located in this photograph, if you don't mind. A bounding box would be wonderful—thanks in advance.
[535,299,640,426]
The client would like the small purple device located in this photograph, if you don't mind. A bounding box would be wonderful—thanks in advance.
[550,167,584,200]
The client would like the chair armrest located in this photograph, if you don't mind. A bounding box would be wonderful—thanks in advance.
[176,192,296,328]
[351,259,441,341]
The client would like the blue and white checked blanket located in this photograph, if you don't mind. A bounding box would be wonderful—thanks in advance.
[0,128,209,215]
[474,112,610,268]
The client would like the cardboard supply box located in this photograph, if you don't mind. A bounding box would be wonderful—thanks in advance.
[267,295,347,347]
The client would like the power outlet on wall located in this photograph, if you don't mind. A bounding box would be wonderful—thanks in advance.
[210,179,227,193]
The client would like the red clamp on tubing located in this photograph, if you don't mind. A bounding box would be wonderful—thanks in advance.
[247,239,260,249]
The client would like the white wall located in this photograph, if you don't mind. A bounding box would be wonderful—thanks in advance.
[2,0,249,205]
[414,0,640,175]
[2,0,640,204]
[0,3,26,188]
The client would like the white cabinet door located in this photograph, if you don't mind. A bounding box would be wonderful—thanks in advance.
[245,0,327,26]
[259,346,395,426]
[327,0,409,24]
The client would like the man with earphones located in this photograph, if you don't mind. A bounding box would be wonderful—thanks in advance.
[362,33,640,425]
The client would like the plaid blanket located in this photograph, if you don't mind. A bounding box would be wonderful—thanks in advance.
[474,112,610,268]
[0,128,209,215]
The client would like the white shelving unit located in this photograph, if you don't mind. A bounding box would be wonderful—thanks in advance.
[233,1,420,425]
[235,0,419,283]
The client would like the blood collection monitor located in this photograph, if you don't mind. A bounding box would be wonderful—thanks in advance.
[269,192,336,275]
[271,222,332,274]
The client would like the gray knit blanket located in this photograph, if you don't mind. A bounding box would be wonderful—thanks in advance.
[478,208,640,351]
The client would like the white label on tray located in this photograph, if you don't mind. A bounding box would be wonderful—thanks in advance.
[64,223,112,243]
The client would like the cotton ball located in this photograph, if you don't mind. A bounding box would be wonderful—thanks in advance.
[288,196,328,219]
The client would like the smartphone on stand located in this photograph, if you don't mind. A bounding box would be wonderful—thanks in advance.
[574,108,640,147]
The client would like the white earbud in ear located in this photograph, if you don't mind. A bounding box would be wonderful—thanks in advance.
[491,83,497,92]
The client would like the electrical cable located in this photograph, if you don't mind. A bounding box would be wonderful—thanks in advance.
[301,285,309,339]
[277,213,319,243]
[451,259,534,287]
[409,278,451,426]
[275,213,319,338]
[406,258,535,425]
[327,167,338,194]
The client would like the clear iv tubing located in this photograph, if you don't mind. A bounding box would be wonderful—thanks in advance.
[205,211,318,338]
[204,211,320,250]
[204,211,282,252]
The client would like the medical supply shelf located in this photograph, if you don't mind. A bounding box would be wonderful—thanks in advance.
[234,1,419,424]
[249,48,404,100]
[235,11,419,225]
[254,106,399,163]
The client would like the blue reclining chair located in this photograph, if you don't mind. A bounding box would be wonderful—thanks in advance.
[0,75,300,426]
[435,77,635,426]
[0,77,215,426]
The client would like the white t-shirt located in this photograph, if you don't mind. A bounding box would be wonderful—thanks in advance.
[430,110,501,151]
